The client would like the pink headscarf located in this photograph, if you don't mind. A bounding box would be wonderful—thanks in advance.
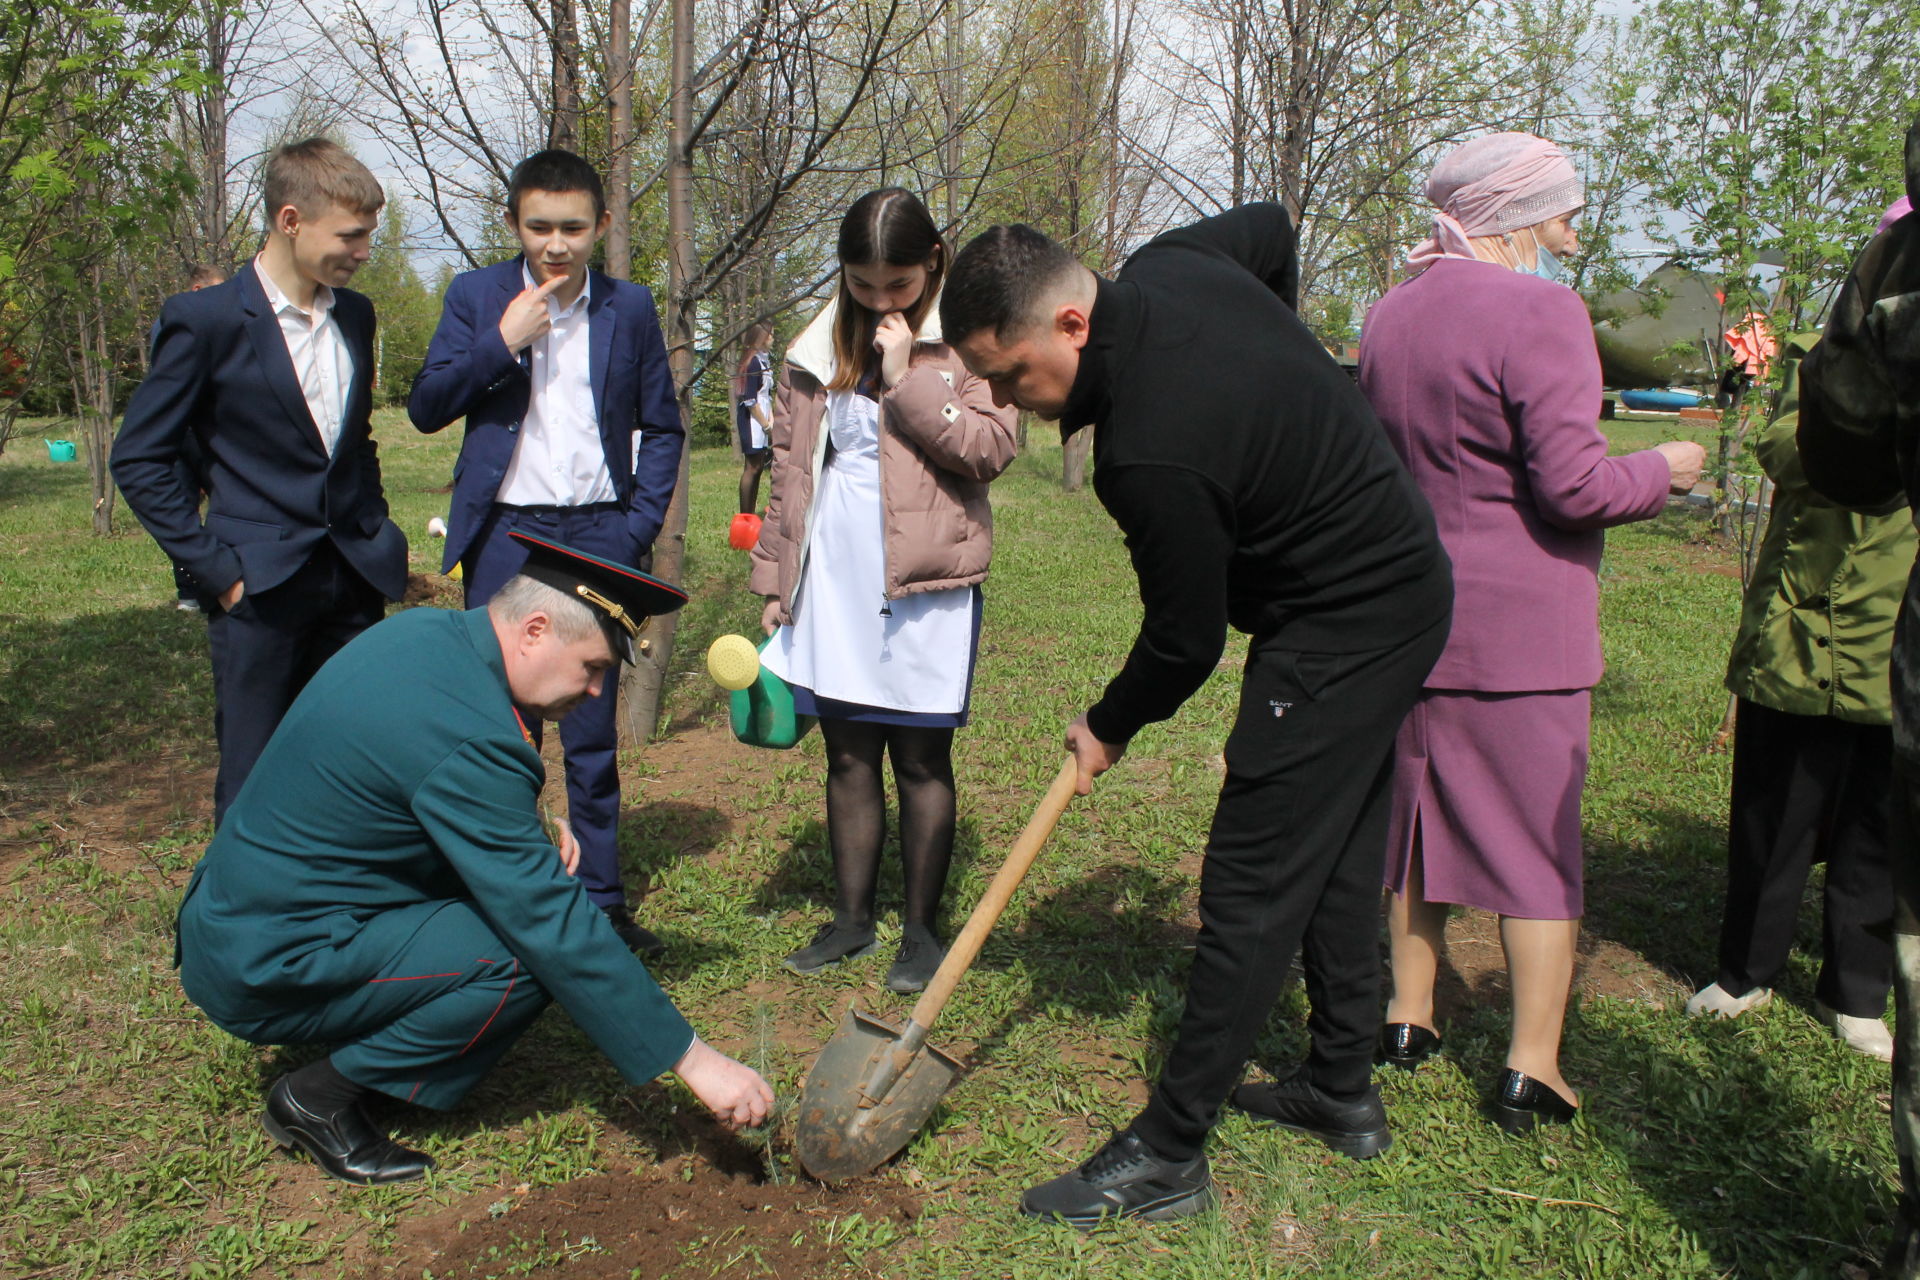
[1408,133,1584,272]
[1881,196,1913,236]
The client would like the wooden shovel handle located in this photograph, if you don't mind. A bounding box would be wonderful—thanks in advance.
[905,756,1079,1030]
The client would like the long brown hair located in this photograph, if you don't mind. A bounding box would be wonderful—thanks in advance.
[733,322,771,391]
[827,188,946,391]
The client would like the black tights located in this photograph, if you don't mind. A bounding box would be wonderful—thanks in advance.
[739,455,769,514]
[819,717,956,929]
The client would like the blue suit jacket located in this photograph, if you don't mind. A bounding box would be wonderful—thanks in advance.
[112,267,409,599]
[407,258,683,573]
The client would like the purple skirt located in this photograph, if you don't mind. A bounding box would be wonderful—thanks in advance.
[1383,688,1591,919]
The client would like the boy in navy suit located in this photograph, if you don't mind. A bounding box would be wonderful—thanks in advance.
[408,149,684,956]
[114,139,408,824]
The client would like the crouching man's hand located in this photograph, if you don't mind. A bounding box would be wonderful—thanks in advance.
[673,1037,774,1131]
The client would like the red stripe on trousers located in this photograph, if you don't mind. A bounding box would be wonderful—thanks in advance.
[460,959,519,1055]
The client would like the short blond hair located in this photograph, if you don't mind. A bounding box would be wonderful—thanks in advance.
[263,138,384,224]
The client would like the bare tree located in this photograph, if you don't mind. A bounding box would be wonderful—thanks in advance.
[1137,0,1595,326]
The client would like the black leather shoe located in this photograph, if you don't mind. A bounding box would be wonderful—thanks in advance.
[1487,1069,1579,1135]
[785,920,877,974]
[1229,1068,1392,1160]
[263,1075,433,1186]
[1377,1022,1442,1070]
[1020,1130,1212,1227]
[602,904,667,959]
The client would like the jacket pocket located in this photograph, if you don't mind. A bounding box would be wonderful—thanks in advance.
[205,513,284,543]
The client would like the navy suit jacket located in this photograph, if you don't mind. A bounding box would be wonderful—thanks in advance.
[407,257,683,573]
[112,267,409,600]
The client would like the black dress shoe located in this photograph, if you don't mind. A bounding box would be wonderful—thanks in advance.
[263,1075,433,1186]
[1487,1069,1579,1135]
[1020,1130,1212,1227]
[1377,1022,1442,1070]
[1229,1067,1392,1160]
[602,903,667,959]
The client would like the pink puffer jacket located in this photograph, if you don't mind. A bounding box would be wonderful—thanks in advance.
[749,298,1018,613]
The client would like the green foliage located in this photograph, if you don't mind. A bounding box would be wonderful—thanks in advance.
[1597,0,1920,329]
[354,195,445,407]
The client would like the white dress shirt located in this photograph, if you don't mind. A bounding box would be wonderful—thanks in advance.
[254,258,353,458]
[497,266,618,506]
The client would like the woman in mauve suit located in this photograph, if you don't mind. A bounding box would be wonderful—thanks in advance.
[1358,133,1705,1133]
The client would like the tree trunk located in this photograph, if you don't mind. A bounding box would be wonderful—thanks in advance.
[942,0,963,225]
[1062,426,1092,491]
[548,0,581,151]
[199,0,231,265]
[618,0,695,743]
[606,0,632,280]
[80,271,116,535]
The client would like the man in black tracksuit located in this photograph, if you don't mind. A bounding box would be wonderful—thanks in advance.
[944,205,1452,1225]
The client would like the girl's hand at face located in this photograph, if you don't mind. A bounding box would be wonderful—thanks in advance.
[874,313,915,388]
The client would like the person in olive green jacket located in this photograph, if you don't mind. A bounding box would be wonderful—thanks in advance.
[176,534,773,1185]
[1688,333,1912,1061]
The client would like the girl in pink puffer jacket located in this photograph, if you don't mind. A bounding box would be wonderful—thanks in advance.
[749,188,1018,993]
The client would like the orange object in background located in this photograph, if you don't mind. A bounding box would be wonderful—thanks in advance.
[1724,311,1777,379]
[728,512,763,550]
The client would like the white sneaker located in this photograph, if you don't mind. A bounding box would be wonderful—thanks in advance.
[1817,1003,1894,1062]
[1685,983,1773,1018]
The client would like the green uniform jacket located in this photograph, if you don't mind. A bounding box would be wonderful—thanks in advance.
[176,605,695,1085]
[1725,333,1915,725]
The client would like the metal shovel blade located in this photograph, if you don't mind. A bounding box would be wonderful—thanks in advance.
[794,1007,962,1183]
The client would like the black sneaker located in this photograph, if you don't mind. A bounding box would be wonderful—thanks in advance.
[1020,1130,1212,1228]
[602,903,666,959]
[1229,1067,1392,1160]
[784,920,877,974]
[885,923,945,993]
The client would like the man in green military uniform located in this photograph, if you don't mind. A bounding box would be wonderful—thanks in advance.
[177,532,773,1184]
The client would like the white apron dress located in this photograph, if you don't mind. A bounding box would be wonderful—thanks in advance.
[762,388,977,719]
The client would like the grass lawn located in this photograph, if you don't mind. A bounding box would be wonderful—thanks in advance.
[0,408,1895,1278]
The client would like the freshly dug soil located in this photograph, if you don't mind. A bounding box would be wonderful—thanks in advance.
[365,1162,920,1279]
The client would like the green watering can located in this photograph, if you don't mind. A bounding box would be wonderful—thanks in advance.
[44,439,76,462]
[707,633,816,749]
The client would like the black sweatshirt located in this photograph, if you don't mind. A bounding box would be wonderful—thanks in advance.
[1066,204,1452,746]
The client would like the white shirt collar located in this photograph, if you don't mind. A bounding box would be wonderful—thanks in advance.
[255,256,334,320]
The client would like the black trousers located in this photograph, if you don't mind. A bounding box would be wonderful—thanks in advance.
[1884,757,1920,1277]
[1714,698,1895,1017]
[205,542,385,824]
[1131,619,1447,1162]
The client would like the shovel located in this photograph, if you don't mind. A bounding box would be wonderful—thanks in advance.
[794,756,1080,1183]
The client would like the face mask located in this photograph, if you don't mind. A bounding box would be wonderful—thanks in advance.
[1514,240,1568,284]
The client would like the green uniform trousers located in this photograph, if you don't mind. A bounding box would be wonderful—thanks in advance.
[207,900,551,1110]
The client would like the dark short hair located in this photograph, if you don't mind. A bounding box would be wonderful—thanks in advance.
[263,138,383,223]
[942,224,1084,342]
[507,149,606,221]
[187,264,226,288]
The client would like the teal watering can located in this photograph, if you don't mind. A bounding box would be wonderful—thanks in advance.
[707,633,816,750]
[44,439,76,462]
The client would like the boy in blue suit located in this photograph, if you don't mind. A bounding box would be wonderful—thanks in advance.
[409,150,683,956]
[114,140,408,824]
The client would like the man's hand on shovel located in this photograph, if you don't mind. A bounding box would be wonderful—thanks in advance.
[674,1037,775,1131]
[1065,713,1126,796]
